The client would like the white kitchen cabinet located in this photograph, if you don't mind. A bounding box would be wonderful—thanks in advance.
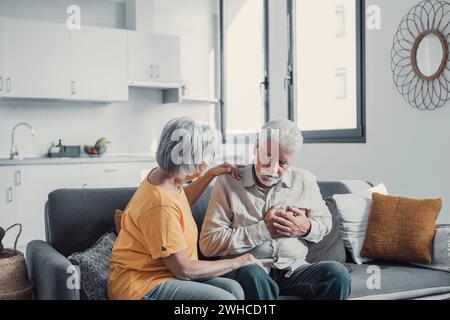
[14,165,83,249]
[154,34,181,84]
[128,31,155,83]
[0,167,16,249]
[0,17,180,101]
[81,162,156,188]
[70,27,129,101]
[4,18,71,99]
[128,31,181,85]
[0,182,16,249]
[0,19,6,98]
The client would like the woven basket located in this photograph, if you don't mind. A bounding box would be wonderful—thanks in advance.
[0,224,33,300]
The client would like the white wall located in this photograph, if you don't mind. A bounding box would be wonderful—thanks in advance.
[287,0,450,224]
[0,0,217,158]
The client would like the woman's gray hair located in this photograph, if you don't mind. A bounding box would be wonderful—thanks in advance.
[259,119,303,153]
[156,117,216,178]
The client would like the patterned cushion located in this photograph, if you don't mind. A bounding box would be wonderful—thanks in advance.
[68,231,117,300]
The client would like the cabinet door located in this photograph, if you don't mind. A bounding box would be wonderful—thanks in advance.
[83,176,141,189]
[70,27,128,101]
[0,19,5,97]
[14,165,83,249]
[0,182,16,249]
[128,31,155,83]
[81,162,155,188]
[154,34,181,84]
[5,18,71,99]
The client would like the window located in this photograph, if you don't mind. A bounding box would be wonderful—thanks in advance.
[220,0,269,141]
[289,0,365,143]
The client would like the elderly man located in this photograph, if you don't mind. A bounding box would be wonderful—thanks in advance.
[199,119,351,300]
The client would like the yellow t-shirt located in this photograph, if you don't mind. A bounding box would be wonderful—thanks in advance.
[108,178,198,300]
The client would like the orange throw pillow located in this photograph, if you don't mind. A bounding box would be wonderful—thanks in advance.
[114,209,124,235]
[360,193,442,263]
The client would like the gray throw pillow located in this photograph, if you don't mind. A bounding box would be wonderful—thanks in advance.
[409,225,450,272]
[68,231,117,300]
[306,198,346,264]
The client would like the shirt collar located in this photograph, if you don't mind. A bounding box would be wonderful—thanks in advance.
[240,164,292,189]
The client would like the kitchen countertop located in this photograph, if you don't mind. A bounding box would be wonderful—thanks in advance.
[0,155,157,166]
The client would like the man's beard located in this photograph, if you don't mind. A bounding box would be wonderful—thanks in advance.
[258,174,281,187]
[253,164,281,187]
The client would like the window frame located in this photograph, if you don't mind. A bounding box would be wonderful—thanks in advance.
[287,0,366,144]
[218,0,270,144]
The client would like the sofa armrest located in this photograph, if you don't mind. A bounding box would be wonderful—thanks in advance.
[26,240,80,300]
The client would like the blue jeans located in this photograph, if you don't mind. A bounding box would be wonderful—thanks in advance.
[224,265,280,300]
[271,261,352,300]
[143,277,244,300]
[225,262,351,300]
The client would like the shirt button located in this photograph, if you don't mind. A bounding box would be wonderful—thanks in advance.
[161,246,167,251]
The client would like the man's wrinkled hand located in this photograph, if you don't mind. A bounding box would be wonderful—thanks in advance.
[263,204,287,238]
[274,206,312,238]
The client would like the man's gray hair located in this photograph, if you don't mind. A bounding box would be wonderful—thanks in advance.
[259,119,303,153]
[156,117,216,178]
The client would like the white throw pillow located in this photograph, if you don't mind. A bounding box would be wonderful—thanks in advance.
[332,183,388,265]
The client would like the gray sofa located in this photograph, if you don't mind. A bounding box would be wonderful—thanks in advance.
[26,180,450,300]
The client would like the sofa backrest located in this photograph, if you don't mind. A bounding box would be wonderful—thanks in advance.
[45,180,373,257]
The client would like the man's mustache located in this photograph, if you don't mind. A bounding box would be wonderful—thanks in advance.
[261,175,280,179]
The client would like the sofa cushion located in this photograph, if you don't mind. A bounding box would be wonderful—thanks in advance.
[361,193,442,263]
[348,260,450,300]
[409,224,450,272]
[333,183,388,264]
[67,231,116,300]
[46,188,136,256]
[306,198,346,264]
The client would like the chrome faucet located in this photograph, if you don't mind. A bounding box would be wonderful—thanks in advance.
[10,122,36,160]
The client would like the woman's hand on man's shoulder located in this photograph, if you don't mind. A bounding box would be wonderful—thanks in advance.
[206,163,242,181]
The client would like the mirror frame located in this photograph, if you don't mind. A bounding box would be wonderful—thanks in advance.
[411,29,449,81]
[391,0,450,111]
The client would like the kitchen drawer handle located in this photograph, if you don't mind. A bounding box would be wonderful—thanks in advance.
[150,65,154,78]
[156,65,160,79]
[15,170,21,186]
[104,169,118,173]
[71,81,77,95]
[6,78,11,92]
[0,76,3,91]
[6,187,13,203]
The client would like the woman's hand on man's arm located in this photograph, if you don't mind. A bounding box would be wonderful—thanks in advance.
[163,250,262,281]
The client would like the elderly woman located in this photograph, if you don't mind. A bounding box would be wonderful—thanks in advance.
[108,117,261,300]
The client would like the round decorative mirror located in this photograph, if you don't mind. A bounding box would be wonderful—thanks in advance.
[392,0,450,110]
[412,30,448,80]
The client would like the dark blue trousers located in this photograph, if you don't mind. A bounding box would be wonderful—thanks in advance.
[226,261,351,300]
